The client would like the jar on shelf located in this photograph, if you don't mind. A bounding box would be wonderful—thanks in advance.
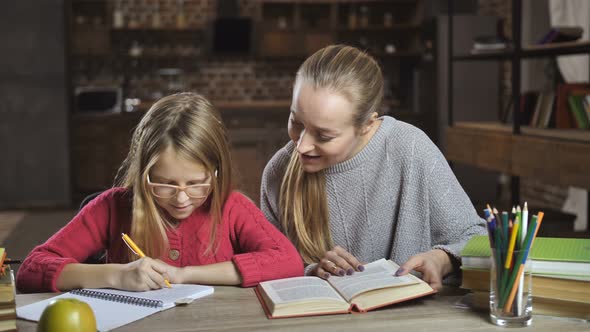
[127,12,139,29]
[113,0,124,28]
[176,0,187,29]
[384,44,396,54]
[128,41,143,57]
[384,12,393,28]
[277,16,287,30]
[151,2,161,29]
[359,6,369,28]
[348,5,357,29]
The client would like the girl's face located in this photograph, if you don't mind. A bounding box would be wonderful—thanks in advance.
[148,146,212,221]
[288,82,374,173]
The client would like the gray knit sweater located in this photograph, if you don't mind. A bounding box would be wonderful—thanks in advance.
[260,116,486,277]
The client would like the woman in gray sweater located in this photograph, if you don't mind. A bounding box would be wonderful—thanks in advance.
[260,44,486,290]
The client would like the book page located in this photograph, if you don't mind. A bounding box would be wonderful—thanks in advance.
[259,276,345,304]
[327,259,418,302]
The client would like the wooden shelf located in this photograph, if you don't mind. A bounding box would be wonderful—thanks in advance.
[214,100,292,111]
[73,100,293,119]
[453,41,590,61]
[446,122,590,190]
[453,50,512,61]
[523,40,590,55]
[450,122,590,143]
[337,23,420,31]
[260,0,416,3]
[72,54,203,60]
[372,50,423,58]
[110,28,203,33]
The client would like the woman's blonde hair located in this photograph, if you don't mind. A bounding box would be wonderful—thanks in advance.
[116,92,232,261]
[279,45,384,263]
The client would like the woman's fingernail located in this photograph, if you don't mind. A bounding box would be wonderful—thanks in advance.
[338,269,345,276]
[357,265,365,272]
[347,268,354,275]
[323,273,330,279]
[395,268,404,276]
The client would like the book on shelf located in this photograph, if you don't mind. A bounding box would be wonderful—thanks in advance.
[255,258,435,319]
[461,235,590,279]
[17,284,214,331]
[502,91,539,125]
[529,90,556,128]
[568,88,590,129]
[556,83,590,129]
[463,290,590,320]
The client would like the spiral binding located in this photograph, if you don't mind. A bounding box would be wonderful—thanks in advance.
[71,289,164,308]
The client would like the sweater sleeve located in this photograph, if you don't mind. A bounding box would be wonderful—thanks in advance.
[260,162,281,232]
[228,193,304,287]
[260,146,291,233]
[16,190,117,293]
[416,132,487,262]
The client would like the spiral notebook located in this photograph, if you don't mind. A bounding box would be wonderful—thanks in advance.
[17,284,214,331]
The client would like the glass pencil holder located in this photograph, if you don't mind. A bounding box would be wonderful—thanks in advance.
[489,248,533,327]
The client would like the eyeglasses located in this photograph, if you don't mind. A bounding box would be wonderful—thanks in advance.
[146,174,211,199]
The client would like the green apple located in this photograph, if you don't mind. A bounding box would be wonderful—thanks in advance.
[37,298,97,332]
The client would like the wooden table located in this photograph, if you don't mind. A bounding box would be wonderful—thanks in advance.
[16,286,588,331]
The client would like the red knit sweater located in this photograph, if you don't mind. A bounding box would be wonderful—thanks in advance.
[16,188,303,293]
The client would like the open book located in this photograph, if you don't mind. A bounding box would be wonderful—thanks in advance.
[256,259,435,318]
[17,284,213,331]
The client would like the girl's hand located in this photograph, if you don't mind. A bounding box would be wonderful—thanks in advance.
[154,259,184,284]
[115,257,171,291]
[395,249,454,290]
[313,246,365,279]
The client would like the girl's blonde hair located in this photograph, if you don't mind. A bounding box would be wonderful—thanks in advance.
[279,45,384,263]
[116,92,232,261]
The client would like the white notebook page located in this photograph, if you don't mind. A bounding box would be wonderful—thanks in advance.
[17,284,214,331]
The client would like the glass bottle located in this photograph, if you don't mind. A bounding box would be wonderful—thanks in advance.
[384,12,393,28]
[277,16,287,30]
[112,0,124,29]
[176,0,186,29]
[359,5,369,28]
[347,5,357,29]
[152,1,161,29]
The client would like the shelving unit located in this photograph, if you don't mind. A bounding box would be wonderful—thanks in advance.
[256,0,424,58]
[446,0,590,205]
[256,0,428,122]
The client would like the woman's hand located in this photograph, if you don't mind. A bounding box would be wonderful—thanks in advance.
[313,246,365,279]
[395,249,454,290]
[114,257,172,291]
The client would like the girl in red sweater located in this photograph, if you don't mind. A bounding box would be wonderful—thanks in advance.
[17,92,303,293]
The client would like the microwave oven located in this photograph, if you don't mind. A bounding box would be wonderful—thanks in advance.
[75,86,122,113]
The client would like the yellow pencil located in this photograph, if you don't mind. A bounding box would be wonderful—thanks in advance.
[504,217,520,269]
[122,233,172,288]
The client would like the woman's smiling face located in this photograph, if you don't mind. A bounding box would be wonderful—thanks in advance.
[288,82,370,173]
